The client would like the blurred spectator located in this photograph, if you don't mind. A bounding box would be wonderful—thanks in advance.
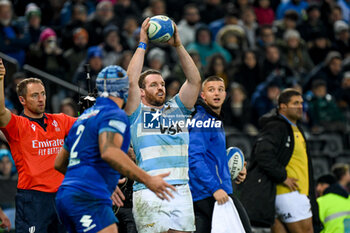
[240,7,259,49]
[276,0,308,20]
[333,20,350,57]
[165,77,181,101]
[336,71,350,109]
[223,82,258,135]
[234,0,252,12]
[172,50,204,85]
[209,8,240,41]
[113,0,141,29]
[274,10,299,40]
[187,25,231,66]
[279,29,314,77]
[5,71,25,114]
[251,80,281,126]
[73,46,103,92]
[298,4,325,42]
[254,0,275,25]
[259,44,295,83]
[199,0,226,24]
[216,25,247,66]
[59,98,78,117]
[337,0,350,22]
[325,5,343,42]
[60,0,95,27]
[234,50,263,98]
[177,3,201,47]
[121,16,139,50]
[306,79,344,133]
[146,47,171,79]
[85,1,115,46]
[101,24,124,66]
[61,3,88,50]
[204,54,230,87]
[304,51,343,95]
[0,0,30,67]
[27,28,69,81]
[317,163,350,233]
[256,25,276,54]
[0,147,17,180]
[23,3,43,46]
[308,31,332,65]
[116,50,133,71]
[316,174,337,197]
[63,27,89,82]
[142,0,166,18]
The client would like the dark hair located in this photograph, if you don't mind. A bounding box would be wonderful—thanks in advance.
[316,174,337,185]
[16,78,44,97]
[332,163,350,181]
[311,79,327,90]
[138,69,162,88]
[278,88,301,107]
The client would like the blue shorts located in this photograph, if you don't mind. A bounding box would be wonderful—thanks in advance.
[15,189,66,233]
[55,187,117,233]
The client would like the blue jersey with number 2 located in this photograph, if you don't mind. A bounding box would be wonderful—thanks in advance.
[60,97,130,204]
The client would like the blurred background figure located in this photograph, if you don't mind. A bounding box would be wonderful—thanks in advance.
[223,82,258,135]
[315,174,337,197]
[59,98,78,117]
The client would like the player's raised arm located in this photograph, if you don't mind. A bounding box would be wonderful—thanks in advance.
[0,59,12,127]
[124,18,150,116]
[54,147,70,174]
[167,24,201,109]
[99,131,176,200]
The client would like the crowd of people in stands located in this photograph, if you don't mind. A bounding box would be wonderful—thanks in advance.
[1,0,349,135]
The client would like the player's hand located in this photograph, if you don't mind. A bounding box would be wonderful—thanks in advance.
[0,59,5,80]
[235,162,247,184]
[111,185,125,207]
[167,23,182,48]
[283,177,299,191]
[140,17,150,44]
[146,172,176,201]
[213,189,229,205]
[0,210,11,231]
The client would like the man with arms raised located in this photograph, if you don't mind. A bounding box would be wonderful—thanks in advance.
[54,65,175,233]
[0,58,75,232]
[126,18,201,233]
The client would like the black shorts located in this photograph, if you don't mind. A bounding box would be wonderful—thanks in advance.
[15,189,66,233]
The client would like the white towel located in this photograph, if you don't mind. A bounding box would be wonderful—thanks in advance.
[211,197,246,233]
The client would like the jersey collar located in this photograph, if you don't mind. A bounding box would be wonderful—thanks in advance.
[20,112,48,131]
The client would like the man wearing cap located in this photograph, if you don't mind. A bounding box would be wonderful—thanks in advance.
[54,65,175,233]
[333,20,350,57]
[0,58,76,233]
[125,18,201,233]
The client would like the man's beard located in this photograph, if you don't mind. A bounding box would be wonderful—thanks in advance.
[145,91,165,106]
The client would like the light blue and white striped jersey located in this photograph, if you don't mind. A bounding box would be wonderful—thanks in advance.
[129,94,193,191]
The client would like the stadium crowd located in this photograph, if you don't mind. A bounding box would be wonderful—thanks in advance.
[0,0,350,232]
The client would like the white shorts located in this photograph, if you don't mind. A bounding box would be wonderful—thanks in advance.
[275,191,312,223]
[132,183,195,233]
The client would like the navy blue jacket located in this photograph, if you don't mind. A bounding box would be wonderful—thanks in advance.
[188,100,232,202]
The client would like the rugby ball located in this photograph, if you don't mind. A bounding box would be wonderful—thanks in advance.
[227,147,245,179]
[147,15,174,43]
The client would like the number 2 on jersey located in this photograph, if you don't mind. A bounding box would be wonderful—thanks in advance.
[69,125,85,167]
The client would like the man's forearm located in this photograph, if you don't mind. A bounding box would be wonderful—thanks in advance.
[176,45,201,84]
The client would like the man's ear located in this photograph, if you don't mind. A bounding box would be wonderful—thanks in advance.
[140,88,145,98]
[18,96,25,105]
[200,91,205,100]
